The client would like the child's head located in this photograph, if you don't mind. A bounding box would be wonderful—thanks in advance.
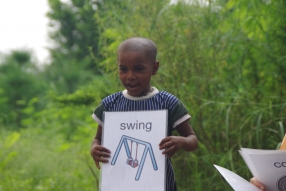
[117,37,159,97]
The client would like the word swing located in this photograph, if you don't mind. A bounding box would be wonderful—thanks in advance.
[120,121,152,132]
[111,135,158,181]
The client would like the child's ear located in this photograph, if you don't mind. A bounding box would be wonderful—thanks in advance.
[152,61,159,75]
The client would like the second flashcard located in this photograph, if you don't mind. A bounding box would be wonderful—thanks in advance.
[101,110,167,191]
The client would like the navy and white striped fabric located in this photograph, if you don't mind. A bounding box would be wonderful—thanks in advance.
[102,91,178,113]
[100,91,178,191]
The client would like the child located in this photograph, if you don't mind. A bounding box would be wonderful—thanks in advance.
[90,37,198,191]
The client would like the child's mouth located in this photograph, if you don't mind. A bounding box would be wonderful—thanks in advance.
[127,84,139,89]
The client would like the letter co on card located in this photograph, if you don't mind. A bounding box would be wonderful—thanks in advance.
[100,110,167,191]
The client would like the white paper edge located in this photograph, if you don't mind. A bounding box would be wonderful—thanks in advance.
[214,164,261,191]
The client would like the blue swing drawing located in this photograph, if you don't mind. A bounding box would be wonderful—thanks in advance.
[111,135,158,181]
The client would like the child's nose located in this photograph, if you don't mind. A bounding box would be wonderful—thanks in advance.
[127,71,136,79]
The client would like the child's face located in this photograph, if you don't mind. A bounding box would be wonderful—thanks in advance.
[117,51,159,97]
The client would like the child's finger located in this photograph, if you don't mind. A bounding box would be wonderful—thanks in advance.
[159,137,171,147]
[162,145,175,155]
[95,161,101,169]
[93,154,109,162]
[96,146,111,153]
[159,139,173,150]
[92,150,110,161]
[96,150,111,158]
[91,147,111,158]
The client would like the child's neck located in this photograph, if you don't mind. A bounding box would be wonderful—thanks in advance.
[123,87,158,100]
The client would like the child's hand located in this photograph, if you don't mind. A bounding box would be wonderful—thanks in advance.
[159,136,184,157]
[90,145,111,169]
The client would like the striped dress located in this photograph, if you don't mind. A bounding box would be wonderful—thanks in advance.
[92,87,191,191]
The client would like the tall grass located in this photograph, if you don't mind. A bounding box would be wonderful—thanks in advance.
[0,127,99,191]
[173,100,285,190]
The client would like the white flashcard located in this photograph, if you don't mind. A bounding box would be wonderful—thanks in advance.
[214,165,261,191]
[100,110,167,191]
[215,149,286,191]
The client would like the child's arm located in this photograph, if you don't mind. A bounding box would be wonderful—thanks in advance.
[159,119,198,157]
[90,125,111,169]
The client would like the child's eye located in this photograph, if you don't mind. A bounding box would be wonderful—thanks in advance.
[135,67,144,71]
[119,67,127,72]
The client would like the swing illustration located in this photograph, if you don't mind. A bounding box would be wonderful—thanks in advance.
[126,140,139,168]
[111,135,158,181]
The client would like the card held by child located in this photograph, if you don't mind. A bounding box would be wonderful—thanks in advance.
[100,110,167,191]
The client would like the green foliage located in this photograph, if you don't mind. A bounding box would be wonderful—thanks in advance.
[0,50,47,128]
[47,0,100,66]
[53,74,121,105]
[44,0,103,94]
[1,0,286,190]
[0,128,98,191]
[0,132,20,171]
[42,58,95,94]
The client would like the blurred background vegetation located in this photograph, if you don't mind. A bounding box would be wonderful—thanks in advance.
[0,0,285,190]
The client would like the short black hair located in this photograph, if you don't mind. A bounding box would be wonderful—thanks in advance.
[117,37,157,63]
